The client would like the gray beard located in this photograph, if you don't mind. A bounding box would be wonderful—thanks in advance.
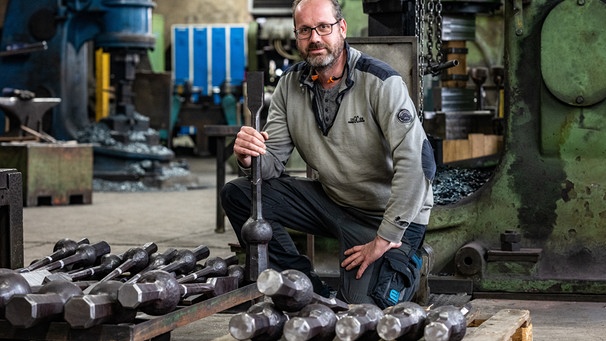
[304,40,344,71]
[307,52,336,69]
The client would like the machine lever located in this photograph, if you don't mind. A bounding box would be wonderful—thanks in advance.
[425,59,459,76]
[0,41,47,57]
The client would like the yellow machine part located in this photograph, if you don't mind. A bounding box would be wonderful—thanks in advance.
[95,48,110,121]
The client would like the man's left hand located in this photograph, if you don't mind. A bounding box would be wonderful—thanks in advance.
[342,236,402,279]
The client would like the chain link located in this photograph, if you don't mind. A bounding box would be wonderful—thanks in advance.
[417,0,444,117]
[415,0,425,117]
[435,0,444,63]
[426,0,435,65]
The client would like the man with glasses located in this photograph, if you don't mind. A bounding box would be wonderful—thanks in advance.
[221,0,435,307]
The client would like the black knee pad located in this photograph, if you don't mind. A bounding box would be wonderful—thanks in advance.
[368,249,422,309]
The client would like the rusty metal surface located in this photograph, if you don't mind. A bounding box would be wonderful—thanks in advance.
[0,283,261,341]
[540,0,606,106]
[426,0,606,296]
[0,143,92,206]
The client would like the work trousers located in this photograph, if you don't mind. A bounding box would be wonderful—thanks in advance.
[220,174,426,304]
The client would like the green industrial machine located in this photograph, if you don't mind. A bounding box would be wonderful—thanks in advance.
[246,0,606,299]
[427,0,606,298]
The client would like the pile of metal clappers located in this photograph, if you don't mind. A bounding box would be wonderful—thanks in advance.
[230,268,472,341]
[0,238,241,330]
[0,238,471,341]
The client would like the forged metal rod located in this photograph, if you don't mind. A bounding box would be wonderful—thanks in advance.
[424,304,472,341]
[257,268,348,312]
[283,303,338,341]
[39,241,111,273]
[0,270,32,318]
[177,255,238,284]
[17,238,89,273]
[96,242,157,282]
[5,280,83,328]
[43,253,122,283]
[127,245,210,284]
[159,245,210,275]
[229,301,287,341]
[64,280,138,329]
[335,304,385,341]
[241,71,272,282]
[377,301,427,341]
[138,248,179,276]
[117,269,241,316]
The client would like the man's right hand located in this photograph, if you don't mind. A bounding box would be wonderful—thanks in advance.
[233,126,269,168]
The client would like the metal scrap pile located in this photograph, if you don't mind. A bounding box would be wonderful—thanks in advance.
[433,166,494,205]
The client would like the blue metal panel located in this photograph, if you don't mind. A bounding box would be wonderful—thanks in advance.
[172,24,247,100]
[172,26,190,85]
[193,26,209,94]
[211,27,227,95]
[230,26,247,86]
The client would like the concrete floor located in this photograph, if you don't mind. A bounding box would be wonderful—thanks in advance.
[15,155,606,340]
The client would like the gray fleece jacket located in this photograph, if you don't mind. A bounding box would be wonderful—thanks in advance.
[252,43,435,243]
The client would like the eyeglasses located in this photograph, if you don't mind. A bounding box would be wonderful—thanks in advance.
[294,21,340,40]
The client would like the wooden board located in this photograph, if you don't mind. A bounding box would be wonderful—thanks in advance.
[465,309,532,341]
[442,134,503,163]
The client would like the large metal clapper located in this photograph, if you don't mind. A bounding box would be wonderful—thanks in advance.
[240,72,272,283]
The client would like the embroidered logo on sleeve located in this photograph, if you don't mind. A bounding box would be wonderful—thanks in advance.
[347,115,366,124]
[397,109,413,123]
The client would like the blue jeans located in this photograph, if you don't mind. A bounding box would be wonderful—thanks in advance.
[220,175,426,304]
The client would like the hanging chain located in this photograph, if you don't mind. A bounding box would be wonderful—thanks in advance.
[435,0,444,64]
[425,0,435,65]
[416,0,445,117]
[415,0,426,118]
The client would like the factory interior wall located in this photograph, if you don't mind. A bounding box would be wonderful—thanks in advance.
[0,0,503,77]
[155,0,252,67]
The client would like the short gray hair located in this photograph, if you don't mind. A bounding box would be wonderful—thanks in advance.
[292,0,344,26]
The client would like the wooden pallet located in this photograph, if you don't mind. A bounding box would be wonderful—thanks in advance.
[465,308,532,341]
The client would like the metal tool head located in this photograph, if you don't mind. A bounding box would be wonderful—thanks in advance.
[246,71,264,129]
